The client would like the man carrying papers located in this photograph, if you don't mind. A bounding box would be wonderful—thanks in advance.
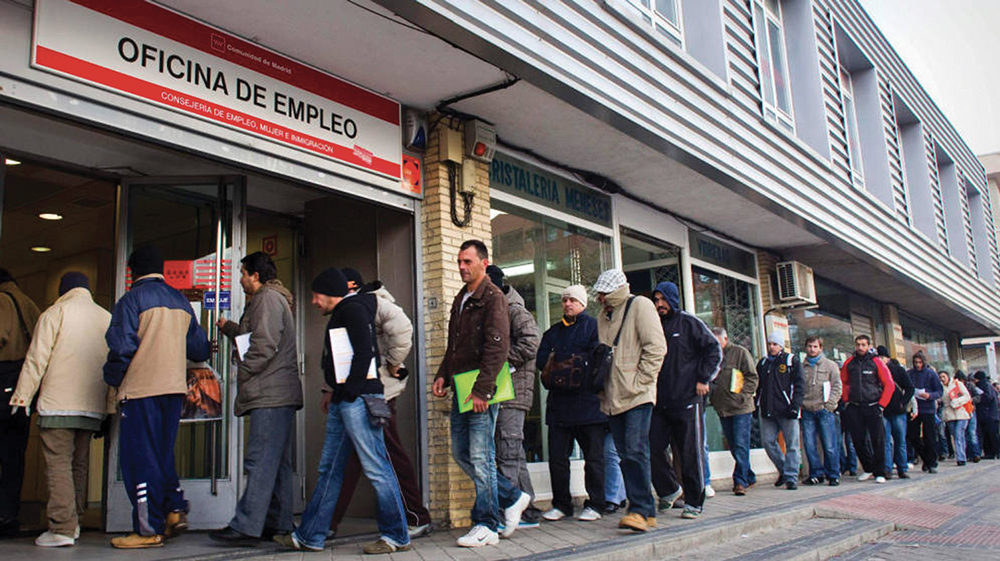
[431,240,530,548]
[799,336,843,487]
[709,327,758,496]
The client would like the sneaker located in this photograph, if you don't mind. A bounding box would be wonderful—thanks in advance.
[363,538,411,554]
[110,533,164,549]
[928,467,938,474]
[456,525,499,548]
[658,486,683,512]
[774,477,785,487]
[577,507,602,522]
[803,477,821,486]
[164,510,187,539]
[874,476,886,484]
[785,480,798,490]
[542,508,567,521]
[501,492,531,538]
[518,519,540,529]
[618,512,649,532]
[35,530,75,547]
[274,533,324,552]
[897,472,910,479]
[74,526,80,540]
[957,461,967,466]
[732,484,747,496]
[603,502,621,514]
[672,499,685,509]
[857,472,872,482]
[704,484,716,498]
[408,523,431,539]
[828,479,840,487]
[681,505,702,519]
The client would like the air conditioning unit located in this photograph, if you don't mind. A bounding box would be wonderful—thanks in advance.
[776,261,816,305]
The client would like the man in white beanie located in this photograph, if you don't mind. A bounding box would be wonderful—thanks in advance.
[755,331,804,490]
[592,269,666,533]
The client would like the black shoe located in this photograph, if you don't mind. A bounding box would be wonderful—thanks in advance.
[785,480,798,490]
[928,467,938,474]
[603,502,620,514]
[261,527,290,541]
[897,472,910,479]
[848,471,858,477]
[803,477,821,486]
[884,473,894,480]
[774,477,785,487]
[209,526,259,546]
[828,479,840,487]
[957,461,967,466]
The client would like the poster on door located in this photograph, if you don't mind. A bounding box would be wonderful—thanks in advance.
[182,365,223,422]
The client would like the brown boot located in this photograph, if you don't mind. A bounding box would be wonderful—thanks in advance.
[733,484,747,496]
[617,512,649,532]
[164,511,188,539]
[111,533,164,549]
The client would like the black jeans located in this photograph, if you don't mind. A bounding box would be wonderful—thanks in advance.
[909,413,938,468]
[0,359,29,522]
[979,417,1000,459]
[547,423,606,515]
[843,403,886,477]
[650,403,704,509]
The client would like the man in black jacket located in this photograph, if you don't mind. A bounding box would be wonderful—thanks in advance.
[275,268,409,555]
[973,371,1000,459]
[648,282,721,520]
[756,331,804,490]
[876,346,914,479]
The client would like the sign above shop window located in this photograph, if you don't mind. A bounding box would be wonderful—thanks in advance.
[489,153,612,227]
[31,0,402,180]
[688,230,756,279]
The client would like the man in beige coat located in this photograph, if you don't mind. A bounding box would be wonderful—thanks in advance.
[799,336,843,486]
[9,272,111,547]
[593,269,666,533]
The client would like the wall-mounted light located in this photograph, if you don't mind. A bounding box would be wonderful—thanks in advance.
[31,246,52,253]
[4,159,20,165]
[39,213,63,221]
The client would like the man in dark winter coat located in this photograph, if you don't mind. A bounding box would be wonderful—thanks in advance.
[538,285,605,522]
[756,331,804,490]
[486,265,541,526]
[839,335,895,484]
[973,371,1000,459]
[649,282,721,520]
[876,346,914,479]
[907,351,942,472]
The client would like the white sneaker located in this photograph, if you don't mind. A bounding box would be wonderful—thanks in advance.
[35,531,75,547]
[577,507,602,521]
[456,525,499,548]
[74,526,80,540]
[542,508,567,521]
[874,476,887,484]
[408,523,431,538]
[705,485,716,498]
[857,472,872,482]
[501,492,531,538]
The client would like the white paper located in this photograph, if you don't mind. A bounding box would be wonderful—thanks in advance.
[822,381,831,403]
[235,332,252,361]
[329,328,377,384]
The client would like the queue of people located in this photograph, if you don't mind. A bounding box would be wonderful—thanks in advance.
[4,249,1000,553]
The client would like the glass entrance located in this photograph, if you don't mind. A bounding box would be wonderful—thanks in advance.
[106,176,246,531]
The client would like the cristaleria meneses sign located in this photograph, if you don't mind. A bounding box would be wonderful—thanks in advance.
[32,0,402,180]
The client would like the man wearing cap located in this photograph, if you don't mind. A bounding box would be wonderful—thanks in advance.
[9,272,110,547]
[537,285,605,523]
[104,247,211,548]
[876,345,914,479]
[755,331,804,490]
[431,240,530,548]
[275,267,410,554]
[648,281,721,520]
[839,335,895,484]
[593,269,666,533]
[486,265,541,527]
[709,327,758,495]
[0,267,41,537]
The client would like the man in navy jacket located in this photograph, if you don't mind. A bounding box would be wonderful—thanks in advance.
[906,351,943,472]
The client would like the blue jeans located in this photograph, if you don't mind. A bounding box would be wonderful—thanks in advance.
[948,419,969,463]
[836,412,857,473]
[604,430,626,505]
[701,409,711,486]
[966,413,981,459]
[883,413,909,475]
[230,406,295,537]
[294,396,408,549]
[800,409,840,481]
[760,415,800,482]
[450,401,521,532]
[719,413,755,488]
[608,404,654,518]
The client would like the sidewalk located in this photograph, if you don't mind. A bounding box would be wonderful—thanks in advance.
[4,460,998,560]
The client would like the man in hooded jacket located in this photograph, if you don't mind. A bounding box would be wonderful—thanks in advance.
[648,282,721,520]
[756,331,804,490]
[839,335,895,483]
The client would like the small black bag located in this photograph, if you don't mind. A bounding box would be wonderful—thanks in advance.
[361,395,392,428]
[589,297,634,393]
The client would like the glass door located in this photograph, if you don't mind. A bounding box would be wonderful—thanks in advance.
[106,176,246,531]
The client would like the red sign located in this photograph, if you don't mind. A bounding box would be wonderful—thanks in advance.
[163,260,194,289]
[402,155,421,195]
[262,234,279,256]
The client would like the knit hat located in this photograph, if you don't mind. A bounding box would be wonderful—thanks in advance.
[561,284,588,308]
[341,267,364,289]
[974,371,987,382]
[128,246,163,278]
[311,267,349,297]
[876,345,890,358]
[767,331,785,347]
[59,271,90,296]
[593,269,627,294]
[486,265,505,288]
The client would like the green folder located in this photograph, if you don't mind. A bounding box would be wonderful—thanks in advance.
[454,362,515,413]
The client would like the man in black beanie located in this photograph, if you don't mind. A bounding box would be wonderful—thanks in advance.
[104,246,210,548]
[275,267,409,554]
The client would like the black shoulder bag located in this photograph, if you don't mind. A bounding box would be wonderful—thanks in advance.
[588,297,634,393]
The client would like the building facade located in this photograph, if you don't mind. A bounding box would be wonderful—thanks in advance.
[1,0,996,532]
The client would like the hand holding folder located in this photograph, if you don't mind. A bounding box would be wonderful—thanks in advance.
[453,362,515,414]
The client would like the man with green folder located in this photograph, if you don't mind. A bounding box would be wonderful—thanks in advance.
[432,240,531,548]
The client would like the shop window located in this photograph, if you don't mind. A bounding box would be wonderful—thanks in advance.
[787,308,855,365]
[900,316,950,371]
[753,0,794,133]
[623,0,684,47]
[491,201,613,463]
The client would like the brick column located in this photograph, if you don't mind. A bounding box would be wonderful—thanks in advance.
[421,117,493,529]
